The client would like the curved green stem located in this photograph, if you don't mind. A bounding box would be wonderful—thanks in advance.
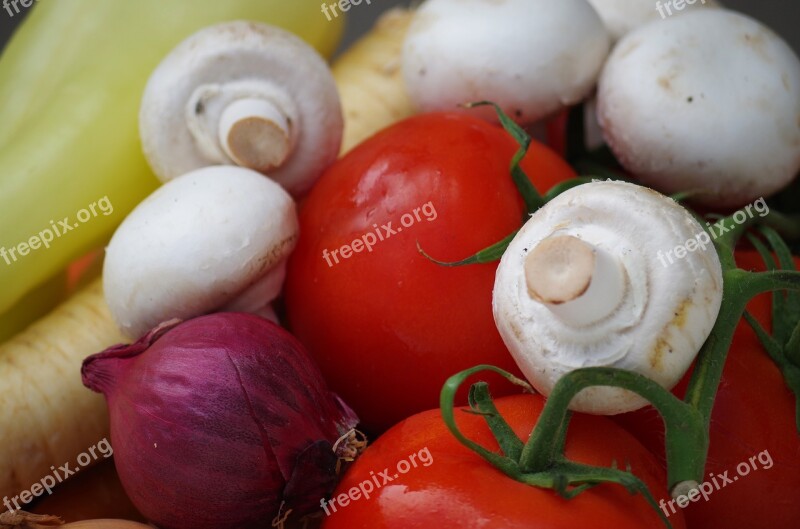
[440,364,533,475]
[521,368,706,492]
[684,268,800,425]
[440,366,675,528]
[465,101,544,214]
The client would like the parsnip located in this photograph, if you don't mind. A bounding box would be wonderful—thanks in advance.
[32,462,143,523]
[0,279,121,501]
[0,8,416,501]
[333,8,416,154]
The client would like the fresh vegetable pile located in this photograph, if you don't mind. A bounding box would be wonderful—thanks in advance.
[1,0,799,528]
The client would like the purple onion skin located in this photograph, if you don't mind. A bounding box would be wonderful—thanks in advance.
[82,313,359,529]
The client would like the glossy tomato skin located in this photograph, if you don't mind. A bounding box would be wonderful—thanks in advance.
[320,394,685,529]
[616,251,800,528]
[285,113,576,432]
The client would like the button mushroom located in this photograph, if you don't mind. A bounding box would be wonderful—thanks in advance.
[586,0,720,41]
[402,0,610,125]
[493,181,723,415]
[597,9,800,207]
[140,21,343,197]
[103,166,298,339]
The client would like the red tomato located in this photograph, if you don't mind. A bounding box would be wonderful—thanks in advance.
[320,394,686,529]
[285,113,576,432]
[616,250,800,528]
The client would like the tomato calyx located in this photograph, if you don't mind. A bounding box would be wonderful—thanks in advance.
[440,366,678,529]
[742,226,800,431]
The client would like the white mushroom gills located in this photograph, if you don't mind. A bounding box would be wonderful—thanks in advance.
[140,21,343,197]
[493,181,724,415]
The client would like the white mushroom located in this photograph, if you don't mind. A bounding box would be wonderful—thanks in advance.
[104,165,298,339]
[597,9,800,207]
[402,0,610,125]
[493,181,723,415]
[586,0,720,41]
[140,21,343,197]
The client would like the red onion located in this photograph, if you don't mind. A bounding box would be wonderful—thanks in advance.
[81,313,360,529]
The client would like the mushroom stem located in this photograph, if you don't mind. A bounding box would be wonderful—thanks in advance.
[525,235,626,326]
[218,97,294,172]
[183,80,299,174]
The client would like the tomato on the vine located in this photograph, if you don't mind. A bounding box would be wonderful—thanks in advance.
[320,394,686,529]
[616,250,800,528]
[285,112,576,432]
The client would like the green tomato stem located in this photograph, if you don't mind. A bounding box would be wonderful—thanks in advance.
[684,268,800,426]
[520,367,706,492]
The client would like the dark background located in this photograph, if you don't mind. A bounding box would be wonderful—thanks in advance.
[0,0,799,56]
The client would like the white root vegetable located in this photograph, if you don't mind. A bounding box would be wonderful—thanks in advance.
[402,0,610,125]
[493,181,723,414]
[140,21,343,197]
[597,9,800,207]
[103,166,298,339]
[333,8,415,154]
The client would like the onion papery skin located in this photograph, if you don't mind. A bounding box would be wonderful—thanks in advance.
[82,313,359,529]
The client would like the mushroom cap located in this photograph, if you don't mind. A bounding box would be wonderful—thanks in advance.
[140,21,342,197]
[597,9,800,207]
[586,0,720,41]
[402,0,610,125]
[493,181,723,415]
[104,166,298,339]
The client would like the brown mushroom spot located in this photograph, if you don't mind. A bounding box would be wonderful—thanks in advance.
[742,31,773,63]
[509,319,525,344]
[649,297,692,370]
[657,70,680,94]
